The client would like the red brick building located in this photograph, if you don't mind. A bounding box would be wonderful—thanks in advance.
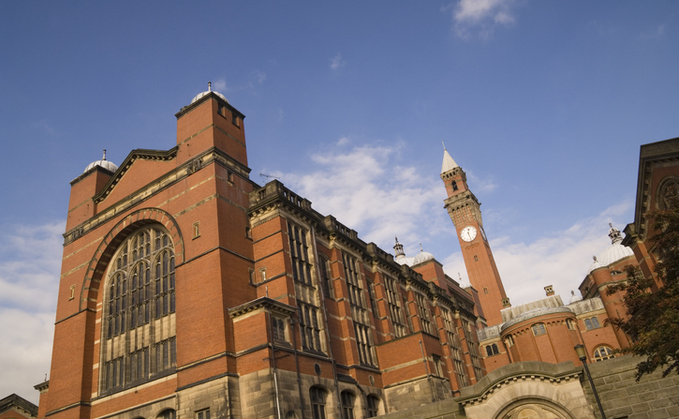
[37,84,679,418]
[37,88,486,419]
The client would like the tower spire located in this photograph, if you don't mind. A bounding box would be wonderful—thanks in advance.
[441,146,459,174]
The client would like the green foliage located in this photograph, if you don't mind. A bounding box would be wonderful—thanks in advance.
[609,197,679,380]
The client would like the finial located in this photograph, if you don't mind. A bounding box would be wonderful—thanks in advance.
[208,81,212,91]
[571,290,575,296]
[593,256,598,262]
[608,224,622,244]
[442,141,447,151]
[393,236,405,258]
[102,149,107,161]
[419,243,424,252]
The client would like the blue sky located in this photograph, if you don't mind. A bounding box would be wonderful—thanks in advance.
[2,1,679,403]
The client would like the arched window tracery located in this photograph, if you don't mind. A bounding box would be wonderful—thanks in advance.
[100,225,176,394]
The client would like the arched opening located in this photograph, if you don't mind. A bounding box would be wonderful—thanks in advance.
[340,390,355,419]
[99,225,176,395]
[310,386,328,419]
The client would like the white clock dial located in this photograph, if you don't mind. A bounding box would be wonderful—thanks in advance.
[461,226,477,242]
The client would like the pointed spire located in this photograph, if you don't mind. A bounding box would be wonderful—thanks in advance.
[441,142,459,174]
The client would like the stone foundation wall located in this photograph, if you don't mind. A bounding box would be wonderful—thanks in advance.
[382,376,454,413]
[584,355,679,419]
[176,375,240,419]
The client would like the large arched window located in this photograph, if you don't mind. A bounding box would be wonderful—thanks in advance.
[593,346,615,362]
[100,226,176,394]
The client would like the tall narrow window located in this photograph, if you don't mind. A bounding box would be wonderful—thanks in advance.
[340,391,355,419]
[101,226,176,394]
[343,252,374,366]
[441,307,469,387]
[318,256,332,298]
[366,395,380,418]
[288,222,312,286]
[310,387,327,419]
[298,303,322,352]
[415,294,433,335]
[461,318,483,381]
[384,276,407,338]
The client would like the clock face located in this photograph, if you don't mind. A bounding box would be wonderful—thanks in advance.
[461,226,477,242]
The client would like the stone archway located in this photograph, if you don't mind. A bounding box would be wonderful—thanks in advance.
[495,398,575,419]
[457,362,596,419]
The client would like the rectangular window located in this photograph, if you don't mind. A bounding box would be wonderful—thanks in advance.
[461,319,483,380]
[272,316,287,342]
[288,222,312,286]
[196,409,210,419]
[354,323,374,366]
[298,303,322,352]
[384,276,407,338]
[432,354,444,377]
[416,294,433,335]
[584,317,600,330]
[441,307,469,386]
[318,256,333,298]
[531,323,547,336]
[343,253,363,308]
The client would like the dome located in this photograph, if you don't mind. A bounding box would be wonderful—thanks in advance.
[83,150,118,174]
[190,82,229,104]
[568,290,583,304]
[587,224,634,273]
[395,256,415,267]
[413,249,435,265]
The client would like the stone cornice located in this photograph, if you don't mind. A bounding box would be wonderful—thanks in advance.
[228,297,297,319]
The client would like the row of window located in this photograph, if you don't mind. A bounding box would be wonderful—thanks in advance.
[500,316,602,343]
[287,221,474,378]
[488,340,615,363]
[310,387,380,419]
[101,338,176,392]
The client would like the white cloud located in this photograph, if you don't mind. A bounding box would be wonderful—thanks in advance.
[278,140,448,249]
[254,70,267,84]
[0,221,64,404]
[445,0,517,39]
[212,79,227,91]
[641,24,667,40]
[330,52,346,70]
[442,201,633,307]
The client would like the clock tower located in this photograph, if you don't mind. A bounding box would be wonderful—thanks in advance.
[441,147,510,326]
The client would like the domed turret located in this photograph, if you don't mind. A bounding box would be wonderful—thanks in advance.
[587,224,634,273]
[83,150,118,174]
[190,81,229,104]
[413,243,435,265]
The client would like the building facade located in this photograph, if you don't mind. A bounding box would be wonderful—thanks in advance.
[36,86,679,419]
[37,89,486,419]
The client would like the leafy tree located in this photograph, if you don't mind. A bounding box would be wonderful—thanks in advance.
[609,196,679,380]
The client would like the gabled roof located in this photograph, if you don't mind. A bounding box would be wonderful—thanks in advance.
[0,393,37,418]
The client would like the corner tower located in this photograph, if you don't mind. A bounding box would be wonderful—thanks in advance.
[441,147,509,326]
